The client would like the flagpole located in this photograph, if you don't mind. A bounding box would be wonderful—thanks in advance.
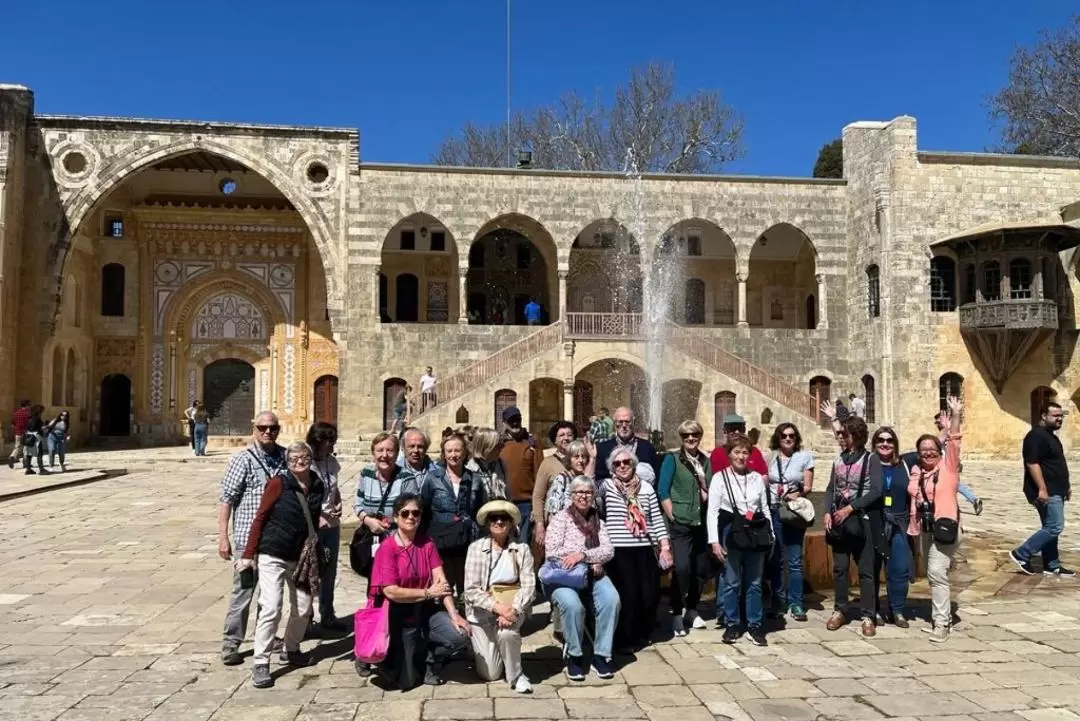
[506,0,512,168]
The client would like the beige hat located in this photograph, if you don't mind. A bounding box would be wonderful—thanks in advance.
[477,499,521,527]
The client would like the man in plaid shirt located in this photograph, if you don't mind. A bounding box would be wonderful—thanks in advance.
[218,411,287,666]
[7,399,31,468]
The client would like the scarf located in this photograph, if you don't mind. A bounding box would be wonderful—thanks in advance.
[610,473,647,538]
[681,449,708,500]
[568,504,601,549]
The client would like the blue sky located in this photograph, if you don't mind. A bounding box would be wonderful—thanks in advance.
[2,1,1072,176]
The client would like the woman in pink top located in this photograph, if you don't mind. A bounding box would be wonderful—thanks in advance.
[365,493,470,689]
[907,395,963,644]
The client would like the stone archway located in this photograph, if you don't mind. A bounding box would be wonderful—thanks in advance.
[748,223,818,328]
[575,358,647,434]
[100,373,132,436]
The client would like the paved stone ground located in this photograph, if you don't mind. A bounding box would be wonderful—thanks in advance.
[4,451,1080,720]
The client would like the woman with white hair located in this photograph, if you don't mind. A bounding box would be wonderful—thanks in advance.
[463,500,536,693]
[468,427,509,500]
[237,441,326,689]
[599,446,672,653]
[544,475,619,681]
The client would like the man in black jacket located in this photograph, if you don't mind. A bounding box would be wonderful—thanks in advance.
[594,406,658,481]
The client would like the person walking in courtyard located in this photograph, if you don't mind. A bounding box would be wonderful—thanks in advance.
[500,407,537,543]
[532,421,576,545]
[183,400,198,454]
[524,297,543,326]
[217,411,287,666]
[463,500,536,694]
[422,432,486,597]
[191,401,210,457]
[821,409,884,637]
[595,407,658,481]
[238,440,325,688]
[1011,400,1074,577]
[849,393,866,419]
[308,422,348,632]
[545,476,620,681]
[398,427,435,492]
[7,399,31,469]
[869,425,912,627]
[390,385,411,434]
[21,405,48,475]
[708,433,773,647]
[907,395,964,642]
[44,409,72,472]
[658,420,712,636]
[420,366,437,412]
[765,422,815,622]
[600,446,671,653]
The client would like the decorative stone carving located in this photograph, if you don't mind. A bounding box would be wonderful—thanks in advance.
[192,293,267,340]
[283,344,296,414]
[150,344,165,414]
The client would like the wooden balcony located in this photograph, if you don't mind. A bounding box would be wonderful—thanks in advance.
[958,299,1058,331]
[565,312,644,339]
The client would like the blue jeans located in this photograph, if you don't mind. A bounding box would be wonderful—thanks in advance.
[884,523,911,616]
[318,525,341,622]
[722,547,766,630]
[550,575,620,659]
[193,423,208,456]
[47,434,67,467]
[958,484,978,505]
[1014,496,1065,571]
[515,500,533,545]
[767,508,806,610]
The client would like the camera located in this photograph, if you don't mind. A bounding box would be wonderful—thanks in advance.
[919,502,934,533]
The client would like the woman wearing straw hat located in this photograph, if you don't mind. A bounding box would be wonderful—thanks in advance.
[463,500,536,694]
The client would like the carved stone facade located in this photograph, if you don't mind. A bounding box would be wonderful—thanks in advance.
[4,86,1080,454]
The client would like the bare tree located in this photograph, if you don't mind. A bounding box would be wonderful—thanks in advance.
[433,62,744,173]
[990,15,1080,155]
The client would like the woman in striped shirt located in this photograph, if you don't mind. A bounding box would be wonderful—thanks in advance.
[599,446,672,653]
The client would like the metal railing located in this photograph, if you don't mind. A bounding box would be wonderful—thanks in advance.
[565,312,644,338]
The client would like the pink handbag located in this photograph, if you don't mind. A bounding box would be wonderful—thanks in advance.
[353,598,390,664]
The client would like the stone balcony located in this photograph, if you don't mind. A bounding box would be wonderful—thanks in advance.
[958,298,1059,331]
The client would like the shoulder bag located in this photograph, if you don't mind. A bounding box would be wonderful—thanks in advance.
[538,558,588,590]
[722,470,773,552]
[487,542,522,607]
[918,472,959,545]
[828,454,869,544]
[349,476,395,577]
[294,488,330,594]
[775,455,814,529]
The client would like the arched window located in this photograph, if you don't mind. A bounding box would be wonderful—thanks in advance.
[1031,386,1057,426]
[101,263,125,317]
[455,405,470,424]
[982,261,1001,302]
[929,257,957,312]
[960,263,976,305]
[938,372,964,412]
[861,374,876,424]
[494,389,517,427]
[866,265,880,318]
[714,391,737,448]
[65,349,76,406]
[809,376,832,426]
[1010,258,1033,300]
[382,378,407,430]
[51,347,63,406]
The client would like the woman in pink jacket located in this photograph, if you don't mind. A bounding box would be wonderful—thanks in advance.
[907,395,963,643]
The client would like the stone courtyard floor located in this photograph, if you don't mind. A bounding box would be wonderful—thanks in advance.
[5,450,1080,720]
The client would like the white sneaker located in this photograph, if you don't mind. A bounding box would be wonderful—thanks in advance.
[513,674,533,694]
[671,615,687,637]
[686,611,708,630]
[929,625,950,644]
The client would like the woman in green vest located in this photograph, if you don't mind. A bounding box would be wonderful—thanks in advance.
[658,420,712,636]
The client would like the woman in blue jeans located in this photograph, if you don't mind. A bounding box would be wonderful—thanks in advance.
[765,423,815,622]
[869,426,913,627]
[192,401,210,456]
[45,410,72,472]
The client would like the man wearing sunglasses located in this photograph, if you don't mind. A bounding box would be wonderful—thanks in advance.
[218,411,288,666]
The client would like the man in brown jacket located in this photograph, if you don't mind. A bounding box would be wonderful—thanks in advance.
[499,406,537,543]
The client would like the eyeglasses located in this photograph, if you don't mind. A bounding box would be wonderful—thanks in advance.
[256,425,281,433]
[614,420,633,426]
[488,514,512,524]
[780,432,797,440]
[572,491,594,497]
[875,437,895,445]
[288,456,312,464]
[919,449,941,457]
[681,432,701,440]
[398,509,422,519]
[612,459,633,468]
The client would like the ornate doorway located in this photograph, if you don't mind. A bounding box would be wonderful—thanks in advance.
[100,374,132,436]
[314,375,339,425]
[203,359,256,435]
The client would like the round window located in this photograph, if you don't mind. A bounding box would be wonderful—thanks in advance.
[62,152,88,174]
[219,178,238,195]
[307,162,329,184]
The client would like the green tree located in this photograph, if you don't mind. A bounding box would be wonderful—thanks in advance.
[990,15,1080,155]
[813,138,843,178]
[433,62,745,174]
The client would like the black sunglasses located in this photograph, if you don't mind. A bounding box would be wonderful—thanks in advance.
[398,509,422,519]
[780,432,797,439]
[256,424,281,433]
[488,514,512,524]
[876,436,895,444]
[681,432,701,439]
[612,459,633,468]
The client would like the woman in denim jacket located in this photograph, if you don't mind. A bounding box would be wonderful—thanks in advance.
[422,432,487,597]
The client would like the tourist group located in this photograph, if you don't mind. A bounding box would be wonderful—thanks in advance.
[216,395,1071,692]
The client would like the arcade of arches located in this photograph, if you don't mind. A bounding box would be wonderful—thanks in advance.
[45,150,339,442]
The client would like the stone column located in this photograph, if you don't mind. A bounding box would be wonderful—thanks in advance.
[558,269,568,321]
[563,380,575,424]
[457,265,469,324]
[736,275,748,328]
[372,265,381,319]
[270,345,279,411]
[815,273,828,329]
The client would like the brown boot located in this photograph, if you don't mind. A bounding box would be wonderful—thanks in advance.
[861,618,877,637]
[826,611,846,631]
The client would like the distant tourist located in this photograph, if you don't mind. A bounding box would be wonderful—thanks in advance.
[7,399,31,469]
[183,400,199,453]
[191,401,210,457]
[420,367,437,412]
[45,409,72,472]
[218,412,287,667]
[21,405,48,476]
[500,407,538,543]
[849,393,866,419]
[525,298,542,326]
[1010,400,1074,577]
[595,408,658,481]
[588,407,614,444]
[390,385,411,434]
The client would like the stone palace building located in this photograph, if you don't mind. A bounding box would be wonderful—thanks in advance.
[2,83,1079,457]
